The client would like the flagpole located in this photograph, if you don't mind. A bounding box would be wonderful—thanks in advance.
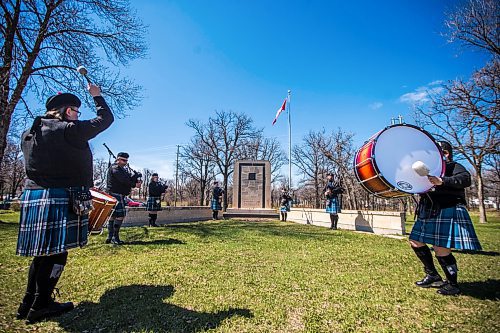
[287,89,292,190]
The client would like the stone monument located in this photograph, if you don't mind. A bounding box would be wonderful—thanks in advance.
[232,160,271,209]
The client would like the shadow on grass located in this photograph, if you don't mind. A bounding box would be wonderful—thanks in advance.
[125,238,186,246]
[56,284,253,333]
[166,220,334,241]
[453,249,500,256]
[459,279,500,301]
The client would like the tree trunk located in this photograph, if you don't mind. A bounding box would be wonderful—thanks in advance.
[476,172,488,223]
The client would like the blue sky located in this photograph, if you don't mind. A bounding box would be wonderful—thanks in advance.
[86,0,487,181]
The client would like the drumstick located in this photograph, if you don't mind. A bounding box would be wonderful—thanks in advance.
[76,65,91,84]
[412,161,430,177]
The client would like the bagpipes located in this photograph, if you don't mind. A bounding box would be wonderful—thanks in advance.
[103,143,142,188]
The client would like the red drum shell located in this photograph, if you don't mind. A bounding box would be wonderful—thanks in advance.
[88,188,117,233]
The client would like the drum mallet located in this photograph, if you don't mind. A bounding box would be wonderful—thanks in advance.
[76,65,91,84]
[412,161,430,177]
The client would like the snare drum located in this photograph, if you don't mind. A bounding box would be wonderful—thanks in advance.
[88,188,117,233]
[354,124,445,198]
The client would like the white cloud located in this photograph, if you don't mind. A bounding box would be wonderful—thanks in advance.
[369,102,383,110]
[399,81,444,105]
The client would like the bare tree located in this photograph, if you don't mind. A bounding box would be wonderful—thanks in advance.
[444,0,499,56]
[0,0,147,169]
[236,135,287,183]
[484,153,500,210]
[317,128,361,210]
[292,130,330,209]
[0,139,25,198]
[179,138,217,206]
[92,157,109,188]
[186,110,261,210]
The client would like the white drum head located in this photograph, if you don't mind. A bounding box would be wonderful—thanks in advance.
[374,125,443,194]
[90,189,117,202]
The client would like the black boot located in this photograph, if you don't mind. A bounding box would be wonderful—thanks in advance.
[105,219,114,244]
[17,257,41,319]
[213,211,218,220]
[112,220,125,245]
[151,214,158,227]
[280,212,284,221]
[412,246,444,288]
[26,253,74,324]
[283,212,287,222]
[437,254,460,295]
[333,214,339,229]
[329,214,336,229]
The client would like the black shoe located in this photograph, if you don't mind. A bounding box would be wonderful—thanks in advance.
[415,274,444,288]
[111,238,125,245]
[437,282,461,296]
[16,302,32,320]
[26,301,74,324]
[105,238,112,244]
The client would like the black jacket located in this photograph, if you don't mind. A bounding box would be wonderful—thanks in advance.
[323,181,344,199]
[149,181,167,197]
[22,96,114,188]
[420,161,471,209]
[212,186,224,200]
[280,193,292,205]
[106,164,140,195]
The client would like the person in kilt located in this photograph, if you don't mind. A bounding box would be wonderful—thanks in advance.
[324,173,344,230]
[105,152,142,244]
[16,84,114,324]
[211,181,224,220]
[279,189,292,221]
[147,173,167,227]
[409,141,482,296]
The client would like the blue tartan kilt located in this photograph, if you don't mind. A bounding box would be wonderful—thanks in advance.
[146,196,162,211]
[409,204,482,250]
[211,198,222,211]
[110,193,127,218]
[16,188,88,257]
[325,197,341,214]
[280,202,290,212]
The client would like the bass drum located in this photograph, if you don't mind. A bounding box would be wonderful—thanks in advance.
[354,124,445,198]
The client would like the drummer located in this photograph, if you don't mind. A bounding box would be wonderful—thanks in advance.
[409,141,482,296]
[16,84,114,323]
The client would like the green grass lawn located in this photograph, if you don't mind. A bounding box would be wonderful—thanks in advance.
[0,210,499,333]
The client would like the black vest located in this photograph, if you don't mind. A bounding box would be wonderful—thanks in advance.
[21,117,93,188]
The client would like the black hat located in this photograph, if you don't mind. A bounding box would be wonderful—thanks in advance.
[152,173,158,177]
[45,93,81,111]
[117,152,129,159]
[327,173,334,177]
[438,141,453,159]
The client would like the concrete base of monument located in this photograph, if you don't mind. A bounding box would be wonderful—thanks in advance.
[223,208,280,219]
[123,206,212,227]
[287,208,406,236]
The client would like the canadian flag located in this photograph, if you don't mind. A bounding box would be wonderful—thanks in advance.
[272,98,287,125]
